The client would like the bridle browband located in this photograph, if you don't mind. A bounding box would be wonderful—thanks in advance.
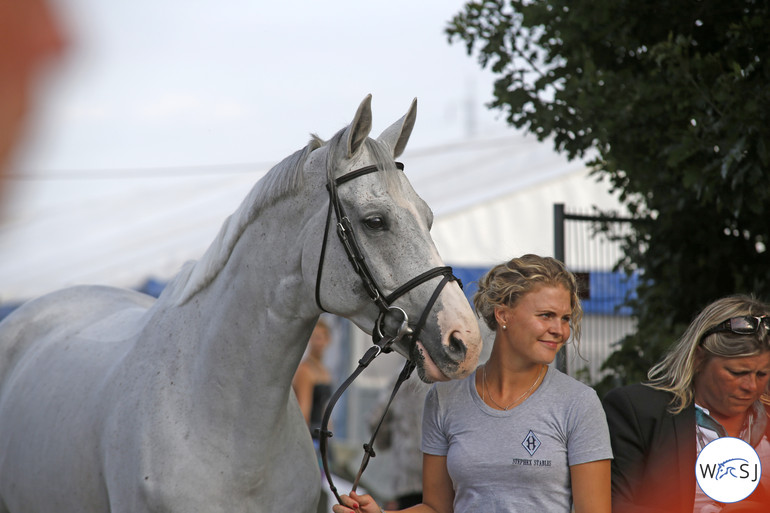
[313,161,462,503]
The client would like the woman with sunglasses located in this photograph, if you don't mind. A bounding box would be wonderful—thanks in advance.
[603,294,770,512]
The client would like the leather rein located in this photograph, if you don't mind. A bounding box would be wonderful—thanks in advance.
[314,161,461,503]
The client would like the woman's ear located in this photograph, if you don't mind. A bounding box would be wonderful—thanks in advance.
[693,346,707,372]
[494,306,508,329]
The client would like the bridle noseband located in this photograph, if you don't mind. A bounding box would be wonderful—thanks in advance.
[313,161,462,503]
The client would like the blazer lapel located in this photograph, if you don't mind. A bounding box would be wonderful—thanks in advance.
[673,405,697,513]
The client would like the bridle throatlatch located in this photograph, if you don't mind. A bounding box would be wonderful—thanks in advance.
[313,162,462,503]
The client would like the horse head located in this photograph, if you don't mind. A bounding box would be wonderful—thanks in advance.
[304,95,482,382]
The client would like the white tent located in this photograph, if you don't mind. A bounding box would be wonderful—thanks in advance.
[0,128,623,303]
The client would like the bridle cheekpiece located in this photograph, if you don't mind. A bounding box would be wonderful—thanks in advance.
[313,161,461,503]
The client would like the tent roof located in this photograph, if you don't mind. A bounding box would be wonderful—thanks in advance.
[0,128,617,302]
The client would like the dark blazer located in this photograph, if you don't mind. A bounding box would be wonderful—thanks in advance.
[603,384,770,513]
[603,384,696,513]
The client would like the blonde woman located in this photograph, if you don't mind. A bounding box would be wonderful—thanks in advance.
[334,254,612,513]
[603,294,770,512]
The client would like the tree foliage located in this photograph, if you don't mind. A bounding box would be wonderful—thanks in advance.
[447,1,770,390]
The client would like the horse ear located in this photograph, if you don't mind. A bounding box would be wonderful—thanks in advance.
[347,94,373,158]
[377,97,417,158]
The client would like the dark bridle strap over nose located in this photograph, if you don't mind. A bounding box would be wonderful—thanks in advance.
[385,265,460,305]
[313,161,463,505]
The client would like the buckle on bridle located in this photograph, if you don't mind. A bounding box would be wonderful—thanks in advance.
[374,306,413,353]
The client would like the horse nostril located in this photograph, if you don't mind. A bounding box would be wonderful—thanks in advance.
[446,331,467,360]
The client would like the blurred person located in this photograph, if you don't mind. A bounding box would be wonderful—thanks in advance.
[334,254,612,513]
[294,318,336,513]
[293,318,334,453]
[368,374,431,509]
[0,0,67,204]
[603,294,770,512]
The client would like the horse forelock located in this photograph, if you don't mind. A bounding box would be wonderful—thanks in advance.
[168,137,324,306]
[325,129,402,192]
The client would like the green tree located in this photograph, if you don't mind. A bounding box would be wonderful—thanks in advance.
[447,1,770,391]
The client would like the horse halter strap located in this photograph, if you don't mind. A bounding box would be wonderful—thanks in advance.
[313,161,462,504]
[314,161,460,351]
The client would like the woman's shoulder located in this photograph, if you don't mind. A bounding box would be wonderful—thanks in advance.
[545,367,598,398]
[602,383,679,421]
[603,382,673,404]
[293,360,313,381]
[428,369,476,401]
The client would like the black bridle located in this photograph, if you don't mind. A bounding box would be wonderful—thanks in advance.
[313,161,461,503]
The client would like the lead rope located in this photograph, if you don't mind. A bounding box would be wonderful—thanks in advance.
[316,337,402,503]
[351,359,414,493]
[318,273,455,504]
[312,161,462,503]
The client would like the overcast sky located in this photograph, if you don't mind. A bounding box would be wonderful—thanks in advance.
[2,0,573,301]
[13,0,510,176]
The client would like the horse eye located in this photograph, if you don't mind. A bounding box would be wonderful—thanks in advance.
[363,216,387,230]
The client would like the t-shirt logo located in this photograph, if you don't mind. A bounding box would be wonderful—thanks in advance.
[522,430,541,456]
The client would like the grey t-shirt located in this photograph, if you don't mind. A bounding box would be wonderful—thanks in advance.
[422,367,612,512]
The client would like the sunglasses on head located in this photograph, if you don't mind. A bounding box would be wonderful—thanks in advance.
[701,315,770,342]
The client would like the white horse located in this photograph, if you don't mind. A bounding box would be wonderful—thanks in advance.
[0,96,482,513]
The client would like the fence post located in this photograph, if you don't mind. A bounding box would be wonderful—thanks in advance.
[553,203,567,373]
[554,203,565,262]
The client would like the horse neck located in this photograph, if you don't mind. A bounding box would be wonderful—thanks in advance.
[150,195,322,423]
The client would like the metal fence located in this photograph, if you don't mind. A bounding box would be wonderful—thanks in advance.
[553,203,639,385]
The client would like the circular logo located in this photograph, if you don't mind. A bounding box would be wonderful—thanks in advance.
[696,437,761,503]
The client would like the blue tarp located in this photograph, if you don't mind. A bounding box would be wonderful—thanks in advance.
[453,266,638,317]
[0,269,638,323]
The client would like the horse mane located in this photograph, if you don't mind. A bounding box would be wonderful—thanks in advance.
[168,136,324,305]
[166,127,399,306]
